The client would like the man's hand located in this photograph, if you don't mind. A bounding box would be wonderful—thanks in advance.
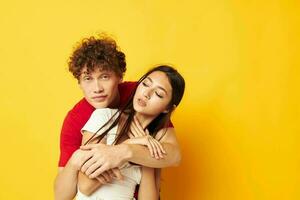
[69,149,94,171]
[80,143,129,178]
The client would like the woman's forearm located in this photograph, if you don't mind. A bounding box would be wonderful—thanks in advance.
[77,172,102,196]
[125,142,181,168]
[138,167,158,200]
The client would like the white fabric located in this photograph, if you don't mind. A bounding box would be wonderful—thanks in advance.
[78,108,141,200]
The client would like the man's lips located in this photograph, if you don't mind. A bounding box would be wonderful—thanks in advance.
[92,95,108,102]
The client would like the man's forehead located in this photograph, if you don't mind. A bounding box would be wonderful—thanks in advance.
[81,68,114,75]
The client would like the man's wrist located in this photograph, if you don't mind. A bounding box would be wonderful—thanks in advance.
[65,159,81,172]
[118,143,133,162]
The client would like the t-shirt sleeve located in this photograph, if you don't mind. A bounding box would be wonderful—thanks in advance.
[81,108,114,135]
[167,120,174,128]
[58,112,82,167]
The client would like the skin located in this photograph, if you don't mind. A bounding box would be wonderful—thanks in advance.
[133,71,172,118]
[79,67,122,109]
[77,71,177,199]
[54,68,181,200]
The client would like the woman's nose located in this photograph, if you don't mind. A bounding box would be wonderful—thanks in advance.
[143,89,152,99]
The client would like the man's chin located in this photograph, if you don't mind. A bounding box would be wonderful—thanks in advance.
[88,100,109,109]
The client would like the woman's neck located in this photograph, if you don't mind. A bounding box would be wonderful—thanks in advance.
[134,113,156,129]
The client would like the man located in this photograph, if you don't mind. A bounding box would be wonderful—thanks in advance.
[54,35,181,200]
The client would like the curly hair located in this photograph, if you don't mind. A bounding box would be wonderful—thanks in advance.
[68,34,126,81]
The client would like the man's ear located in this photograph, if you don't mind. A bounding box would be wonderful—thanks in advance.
[78,80,83,88]
[119,77,123,83]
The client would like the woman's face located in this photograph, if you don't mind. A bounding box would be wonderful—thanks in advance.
[133,71,173,117]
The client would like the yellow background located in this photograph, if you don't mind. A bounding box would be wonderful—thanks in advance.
[0,0,299,199]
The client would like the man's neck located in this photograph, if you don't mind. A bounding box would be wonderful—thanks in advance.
[109,91,120,108]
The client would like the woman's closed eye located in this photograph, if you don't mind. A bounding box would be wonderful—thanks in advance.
[142,82,149,87]
[155,91,164,98]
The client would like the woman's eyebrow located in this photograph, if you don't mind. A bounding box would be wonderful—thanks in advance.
[157,86,168,94]
[146,77,153,82]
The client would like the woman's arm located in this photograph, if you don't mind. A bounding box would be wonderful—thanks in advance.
[79,127,181,178]
[77,171,103,196]
[138,167,159,200]
[127,127,181,167]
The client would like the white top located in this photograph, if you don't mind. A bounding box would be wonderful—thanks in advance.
[77,108,141,200]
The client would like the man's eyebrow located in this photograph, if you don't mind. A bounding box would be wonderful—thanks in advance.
[147,77,168,94]
[82,71,90,75]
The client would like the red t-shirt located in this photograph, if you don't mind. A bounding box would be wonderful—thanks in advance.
[59,82,137,167]
[58,81,173,167]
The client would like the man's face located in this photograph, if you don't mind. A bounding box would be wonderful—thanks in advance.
[79,67,122,108]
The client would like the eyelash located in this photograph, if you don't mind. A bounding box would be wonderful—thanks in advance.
[84,76,91,80]
[101,75,109,79]
[143,82,163,98]
[155,92,163,98]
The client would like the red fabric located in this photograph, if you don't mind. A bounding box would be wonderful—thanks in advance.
[59,81,136,166]
[58,81,173,167]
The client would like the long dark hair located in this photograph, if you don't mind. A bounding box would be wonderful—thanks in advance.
[84,65,185,145]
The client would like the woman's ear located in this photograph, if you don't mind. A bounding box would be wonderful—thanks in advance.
[162,105,176,113]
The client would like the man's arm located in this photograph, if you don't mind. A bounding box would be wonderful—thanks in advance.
[54,167,77,200]
[126,127,181,168]
[81,127,181,178]
[54,149,93,200]
[54,110,86,200]
[77,131,123,196]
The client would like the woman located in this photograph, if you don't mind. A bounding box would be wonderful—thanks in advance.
[77,65,185,200]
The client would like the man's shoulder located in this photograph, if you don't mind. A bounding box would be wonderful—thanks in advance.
[61,98,95,133]
[71,98,93,112]
[119,81,137,89]
[119,81,138,105]
[65,98,94,120]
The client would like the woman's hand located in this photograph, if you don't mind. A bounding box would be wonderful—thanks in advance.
[128,116,149,138]
[124,135,166,159]
[95,168,123,184]
[128,116,166,159]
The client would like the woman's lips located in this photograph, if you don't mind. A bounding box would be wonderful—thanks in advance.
[137,98,147,107]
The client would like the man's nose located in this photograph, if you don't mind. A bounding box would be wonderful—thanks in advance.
[93,80,104,93]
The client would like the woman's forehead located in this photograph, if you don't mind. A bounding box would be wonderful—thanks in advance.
[146,71,172,91]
